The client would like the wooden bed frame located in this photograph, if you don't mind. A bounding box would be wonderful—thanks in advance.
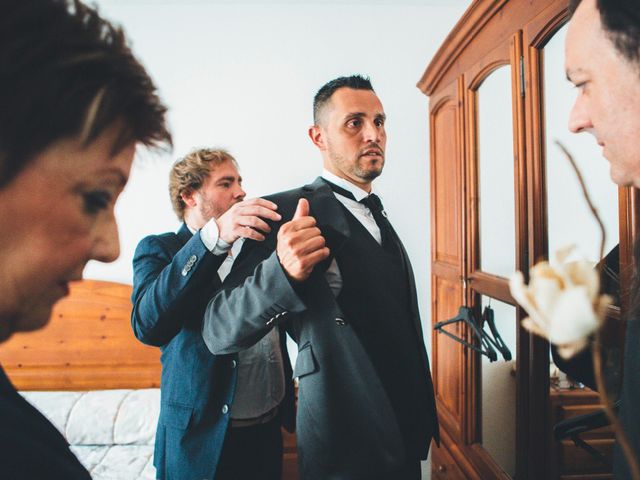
[0,280,161,391]
[0,279,300,478]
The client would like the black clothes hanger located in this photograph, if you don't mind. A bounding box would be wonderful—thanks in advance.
[433,306,498,362]
[481,305,512,361]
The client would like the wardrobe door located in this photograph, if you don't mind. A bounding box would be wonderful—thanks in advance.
[523,6,629,477]
[430,77,467,446]
[462,33,525,479]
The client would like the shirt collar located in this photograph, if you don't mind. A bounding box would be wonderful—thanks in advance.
[321,169,371,202]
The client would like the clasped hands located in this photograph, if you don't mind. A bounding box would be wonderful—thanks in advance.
[216,197,329,281]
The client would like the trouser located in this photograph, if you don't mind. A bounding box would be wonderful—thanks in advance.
[371,459,422,480]
[214,415,283,480]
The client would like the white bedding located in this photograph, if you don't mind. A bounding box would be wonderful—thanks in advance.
[21,389,160,480]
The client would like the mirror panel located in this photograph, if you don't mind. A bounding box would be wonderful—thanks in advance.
[544,24,619,268]
[480,295,517,477]
[477,65,517,278]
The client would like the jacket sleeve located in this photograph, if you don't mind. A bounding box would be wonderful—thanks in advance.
[131,232,227,347]
[202,247,307,355]
[552,344,597,390]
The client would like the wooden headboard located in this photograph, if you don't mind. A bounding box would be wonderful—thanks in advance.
[0,280,161,391]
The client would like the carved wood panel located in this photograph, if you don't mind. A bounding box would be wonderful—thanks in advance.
[430,77,466,444]
[432,81,464,267]
[420,0,572,478]
[434,276,465,440]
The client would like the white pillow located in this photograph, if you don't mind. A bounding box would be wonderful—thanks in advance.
[113,389,159,445]
[21,389,159,446]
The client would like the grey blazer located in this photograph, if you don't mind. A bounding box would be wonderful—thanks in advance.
[202,177,438,480]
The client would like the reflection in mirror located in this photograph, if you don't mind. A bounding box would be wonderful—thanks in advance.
[481,295,517,477]
[544,26,622,449]
[544,23,619,268]
[478,65,516,278]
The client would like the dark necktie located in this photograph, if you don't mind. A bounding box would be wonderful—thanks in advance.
[322,178,398,253]
[359,193,396,253]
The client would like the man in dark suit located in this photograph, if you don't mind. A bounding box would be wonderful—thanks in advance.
[131,148,295,480]
[553,1,640,477]
[202,76,439,479]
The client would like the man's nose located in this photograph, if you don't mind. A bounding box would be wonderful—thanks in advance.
[568,95,593,133]
[235,184,246,200]
[363,120,381,143]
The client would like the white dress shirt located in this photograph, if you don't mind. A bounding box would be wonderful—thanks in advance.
[321,170,385,296]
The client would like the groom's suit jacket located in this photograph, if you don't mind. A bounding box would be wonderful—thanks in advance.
[203,177,439,480]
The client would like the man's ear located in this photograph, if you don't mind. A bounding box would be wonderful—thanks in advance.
[181,189,197,208]
[308,125,326,150]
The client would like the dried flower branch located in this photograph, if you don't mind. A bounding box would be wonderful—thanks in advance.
[554,141,606,263]
[555,141,640,480]
[510,141,638,479]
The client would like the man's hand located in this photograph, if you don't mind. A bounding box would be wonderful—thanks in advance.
[216,198,281,243]
[276,198,330,282]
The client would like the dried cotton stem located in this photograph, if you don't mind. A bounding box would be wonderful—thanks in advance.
[556,140,640,480]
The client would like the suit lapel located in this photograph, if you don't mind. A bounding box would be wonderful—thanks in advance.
[303,177,350,253]
[235,177,351,265]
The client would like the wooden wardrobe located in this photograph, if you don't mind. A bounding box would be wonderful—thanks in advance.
[419,0,637,478]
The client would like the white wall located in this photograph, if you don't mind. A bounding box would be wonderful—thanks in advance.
[85,0,469,342]
[82,2,470,477]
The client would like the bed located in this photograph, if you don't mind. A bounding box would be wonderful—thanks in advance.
[0,280,162,480]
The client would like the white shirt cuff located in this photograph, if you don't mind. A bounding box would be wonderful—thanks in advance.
[200,218,232,255]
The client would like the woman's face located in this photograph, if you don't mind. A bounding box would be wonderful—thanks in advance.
[0,123,135,341]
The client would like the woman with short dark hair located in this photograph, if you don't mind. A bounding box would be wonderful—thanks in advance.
[0,1,171,477]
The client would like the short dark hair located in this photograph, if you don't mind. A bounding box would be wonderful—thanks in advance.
[313,75,374,125]
[0,0,171,187]
[569,0,640,65]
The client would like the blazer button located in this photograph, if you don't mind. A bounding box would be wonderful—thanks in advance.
[335,317,346,326]
[222,404,229,414]
[231,360,237,369]
[189,254,197,264]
